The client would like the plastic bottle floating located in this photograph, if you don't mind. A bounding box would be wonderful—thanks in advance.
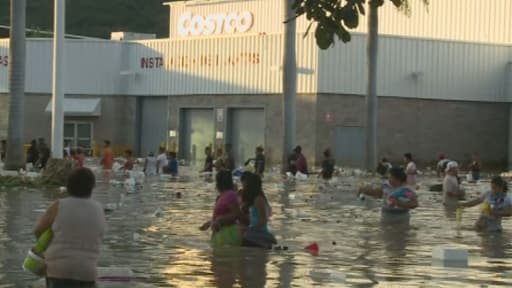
[22,229,53,277]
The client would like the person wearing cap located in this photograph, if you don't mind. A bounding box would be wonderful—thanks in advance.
[443,161,465,207]
[437,153,450,178]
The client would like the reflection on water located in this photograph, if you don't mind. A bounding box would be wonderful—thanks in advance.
[1,168,512,287]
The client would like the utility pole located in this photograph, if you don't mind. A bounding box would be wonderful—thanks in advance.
[281,0,297,174]
[51,0,65,159]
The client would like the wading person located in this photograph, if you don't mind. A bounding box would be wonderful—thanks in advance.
[200,170,242,246]
[203,147,214,173]
[240,173,276,249]
[469,153,481,181]
[404,153,417,188]
[459,176,512,232]
[443,161,465,208]
[144,152,157,176]
[245,146,266,177]
[295,146,308,175]
[100,140,114,171]
[156,147,168,175]
[27,139,39,168]
[359,167,418,224]
[123,149,135,171]
[376,158,392,178]
[33,168,106,288]
[320,148,335,180]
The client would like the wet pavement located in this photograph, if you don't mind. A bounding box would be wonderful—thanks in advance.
[0,167,511,287]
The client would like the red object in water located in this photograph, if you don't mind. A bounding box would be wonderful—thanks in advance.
[305,242,319,255]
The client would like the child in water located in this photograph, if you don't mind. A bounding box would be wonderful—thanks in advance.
[359,167,418,219]
[459,176,512,232]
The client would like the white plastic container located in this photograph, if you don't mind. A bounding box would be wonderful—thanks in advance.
[432,246,468,266]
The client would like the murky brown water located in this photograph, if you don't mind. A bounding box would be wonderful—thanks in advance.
[1,167,512,287]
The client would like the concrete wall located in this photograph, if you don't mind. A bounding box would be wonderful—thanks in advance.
[0,93,8,140]
[316,94,510,167]
[167,94,318,165]
[0,94,137,153]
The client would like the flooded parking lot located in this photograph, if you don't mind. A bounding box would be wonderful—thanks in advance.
[1,167,512,287]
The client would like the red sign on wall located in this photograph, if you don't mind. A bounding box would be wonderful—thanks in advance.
[140,57,164,69]
[0,55,8,67]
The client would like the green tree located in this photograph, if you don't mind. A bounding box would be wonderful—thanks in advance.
[292,0,428,170]
[0,0,171,38]
[4,0,26,170]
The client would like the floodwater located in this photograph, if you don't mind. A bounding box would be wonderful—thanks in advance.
[1,166,512,288]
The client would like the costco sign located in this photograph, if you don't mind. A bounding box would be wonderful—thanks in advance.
[178,11,254,37]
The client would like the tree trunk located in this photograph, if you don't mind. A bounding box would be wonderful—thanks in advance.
[281,0,297,174]
[4,0,27,171]
[365,1,379,171]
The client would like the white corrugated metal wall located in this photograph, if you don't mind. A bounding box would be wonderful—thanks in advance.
[318,35,512,102]
[0,34,511,102]
[0,39,123,95]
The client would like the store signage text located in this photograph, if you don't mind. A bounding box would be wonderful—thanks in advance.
[0,55,8,67]
[178,11,254,37]
[140,53,260,70]
[141,57,164,69]
[167,53,260,69]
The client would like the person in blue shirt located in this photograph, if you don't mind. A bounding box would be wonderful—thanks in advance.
[359,167,418,224]
[460,176,512,232]
[240,173,276,249]
[167,152,178,176]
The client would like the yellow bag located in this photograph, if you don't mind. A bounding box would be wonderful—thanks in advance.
[211,225,242,247]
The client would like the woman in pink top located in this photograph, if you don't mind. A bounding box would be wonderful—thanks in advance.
[200,170,242,246]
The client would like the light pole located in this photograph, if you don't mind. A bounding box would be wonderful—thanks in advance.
[51,0,65,159]
[281,0,297,174]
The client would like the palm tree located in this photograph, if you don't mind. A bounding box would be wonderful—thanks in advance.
[282,0,298,174]
[4,0,27,171]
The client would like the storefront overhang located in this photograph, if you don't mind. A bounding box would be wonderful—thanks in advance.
[45,98,101,117]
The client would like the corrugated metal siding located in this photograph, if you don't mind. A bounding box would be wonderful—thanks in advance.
[129,34,319,95]
[0,39,9,93]
[169,0,512,45]
[0,39,123,95]
[319,34,512,102]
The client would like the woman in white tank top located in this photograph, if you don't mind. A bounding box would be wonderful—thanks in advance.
[34,168,106,288]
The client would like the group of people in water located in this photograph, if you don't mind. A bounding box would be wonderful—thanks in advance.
[29,142,512,287]
[368,152,512,232]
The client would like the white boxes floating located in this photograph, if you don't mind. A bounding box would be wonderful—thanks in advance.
[432,246,469,267]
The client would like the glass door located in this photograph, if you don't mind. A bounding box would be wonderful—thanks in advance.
[63,122,93,154]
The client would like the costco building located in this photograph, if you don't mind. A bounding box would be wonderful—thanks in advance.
[0,0,511,168]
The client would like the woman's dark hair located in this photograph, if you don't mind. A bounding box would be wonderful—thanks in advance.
[216,170,234,192]
[125,149,132,156]
[242,173,265,207]
[240,171,252,183]
[294,146,302,153]
[382,158,388,162]
[404,153,413,161]
[67,168,96,198]
[104,140,111,146]
[389,167,407,184]
[491,176,508,193]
